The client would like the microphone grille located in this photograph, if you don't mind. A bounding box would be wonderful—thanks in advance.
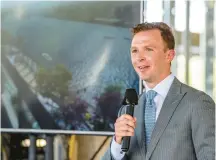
[122,88,138,105]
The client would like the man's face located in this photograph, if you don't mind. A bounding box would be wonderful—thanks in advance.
[131,29,175,84]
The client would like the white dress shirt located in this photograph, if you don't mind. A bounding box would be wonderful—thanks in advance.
[111,73,175,160]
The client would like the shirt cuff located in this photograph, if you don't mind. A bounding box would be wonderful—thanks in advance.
[111,137,125,160]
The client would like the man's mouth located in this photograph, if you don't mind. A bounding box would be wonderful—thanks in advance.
[138,65,150,71]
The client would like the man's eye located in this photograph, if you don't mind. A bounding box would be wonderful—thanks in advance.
[145,48,153,51]
[131,49,138,53]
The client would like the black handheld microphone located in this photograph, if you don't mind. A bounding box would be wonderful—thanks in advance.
[121,88,138,152]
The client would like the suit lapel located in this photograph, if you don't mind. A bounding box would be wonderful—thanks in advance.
[134,92,146,156]
[145,78,186,160]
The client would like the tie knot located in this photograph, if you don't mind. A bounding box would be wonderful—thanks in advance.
[146,90,157,102]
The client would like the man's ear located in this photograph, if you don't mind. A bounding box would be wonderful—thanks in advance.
[166,49,175,63]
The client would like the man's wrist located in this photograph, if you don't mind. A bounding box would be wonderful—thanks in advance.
[114,136,122,144]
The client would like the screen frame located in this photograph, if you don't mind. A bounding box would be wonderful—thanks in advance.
[1,0,144,135]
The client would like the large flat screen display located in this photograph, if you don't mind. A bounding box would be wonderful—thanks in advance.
[1,1,141,134]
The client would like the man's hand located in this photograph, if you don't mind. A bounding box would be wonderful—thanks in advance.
[114,114,137,144]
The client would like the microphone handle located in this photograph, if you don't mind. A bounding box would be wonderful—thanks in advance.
[121,104,134,152]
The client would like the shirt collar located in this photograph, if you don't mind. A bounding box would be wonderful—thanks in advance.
[143,73,175,98]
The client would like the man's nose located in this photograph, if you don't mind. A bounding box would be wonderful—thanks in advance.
[136,54,146,62]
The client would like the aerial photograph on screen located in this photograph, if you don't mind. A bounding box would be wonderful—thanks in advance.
[1,1,140,132]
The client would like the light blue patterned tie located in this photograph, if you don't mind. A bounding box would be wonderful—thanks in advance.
[145,90,157,147]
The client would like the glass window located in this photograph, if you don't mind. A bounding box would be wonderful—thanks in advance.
[160,0,215,100]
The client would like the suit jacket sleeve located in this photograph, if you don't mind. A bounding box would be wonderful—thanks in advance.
[191,93,215,160]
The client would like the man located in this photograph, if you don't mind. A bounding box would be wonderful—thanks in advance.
[102,22,215,160]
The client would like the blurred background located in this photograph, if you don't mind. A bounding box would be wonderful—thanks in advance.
[1,0,215,160]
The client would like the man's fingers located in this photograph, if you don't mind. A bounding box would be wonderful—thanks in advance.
[116,114,135,122]
[116,130,134,137]
[114,115,137,141]
[115,119,136,129]
[116,125,135,133]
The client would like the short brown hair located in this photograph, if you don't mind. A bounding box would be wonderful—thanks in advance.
[131,22,175,50]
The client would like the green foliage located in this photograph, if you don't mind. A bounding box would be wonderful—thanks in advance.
[94,84,123,131]
[104,84,122,93]
[1,29,25,53]
[1,29,13,45]
[35,64,72,99]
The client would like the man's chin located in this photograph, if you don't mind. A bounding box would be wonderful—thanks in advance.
[139,74,149,81]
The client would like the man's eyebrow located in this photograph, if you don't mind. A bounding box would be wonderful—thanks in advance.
[143,45,156,49]
[130,47,137,50]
